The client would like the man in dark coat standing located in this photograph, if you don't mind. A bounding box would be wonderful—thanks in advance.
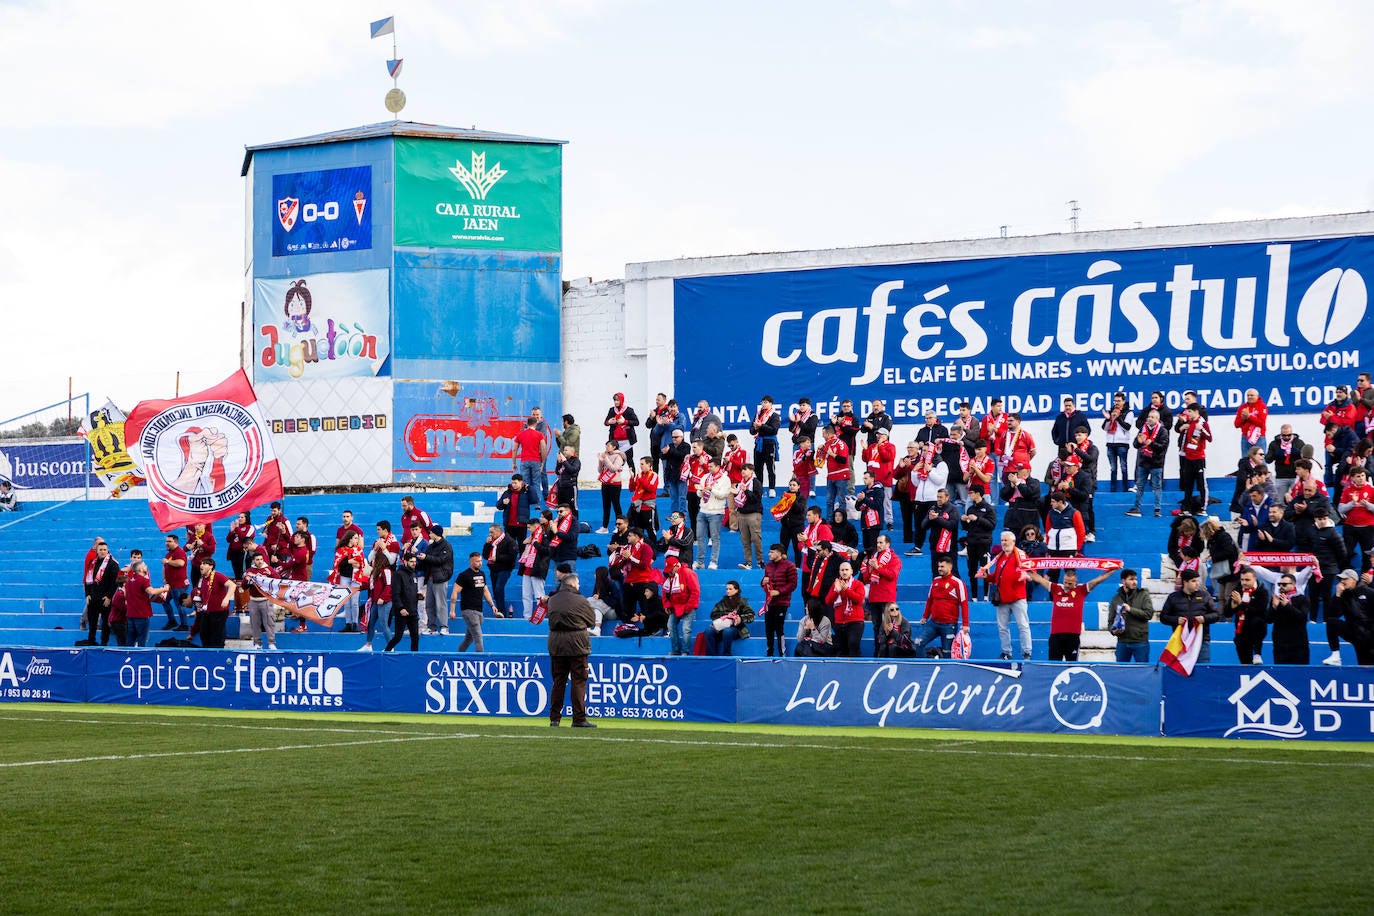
[548,573,598,728]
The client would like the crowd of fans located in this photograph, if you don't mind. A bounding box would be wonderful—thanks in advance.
[73,374,1374,666]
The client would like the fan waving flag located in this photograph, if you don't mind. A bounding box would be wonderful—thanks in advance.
[1159,621,1204,676]
[125,370,284,532]
[370,16,395,38]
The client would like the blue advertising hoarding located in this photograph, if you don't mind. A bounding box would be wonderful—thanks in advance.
[271,166,373,257]
[84,649,385,712]
[736,660,1161,735]
[0,648,87,704]
[674,235,1374,426]
[376,654,736,722]
[1163,666,1374,741]
[0,439,98,492]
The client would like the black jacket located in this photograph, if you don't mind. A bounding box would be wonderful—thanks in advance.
[604,405,639,445]
[423,537,454,584]
[1309,526,1348,575]
[393,567,419,615]
[1160,588,1223,641]
[962,500,997,545]
[483,535,518,573]
[1134,421,1170,470]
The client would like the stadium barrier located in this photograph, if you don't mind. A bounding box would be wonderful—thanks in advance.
[4,647,1373,742]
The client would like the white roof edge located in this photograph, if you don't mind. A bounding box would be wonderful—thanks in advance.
[623,211,1374,282]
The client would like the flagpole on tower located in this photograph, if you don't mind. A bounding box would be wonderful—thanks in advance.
[370,15,405,118]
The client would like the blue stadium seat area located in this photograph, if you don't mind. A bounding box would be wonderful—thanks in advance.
[0,482,1354,664]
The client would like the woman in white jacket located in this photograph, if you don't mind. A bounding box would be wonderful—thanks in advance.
[694,458,734,570]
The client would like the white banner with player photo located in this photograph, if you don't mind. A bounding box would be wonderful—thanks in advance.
[246,572,359,627]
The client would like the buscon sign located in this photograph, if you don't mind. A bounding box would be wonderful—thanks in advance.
[394,138,561,252]
[673,234,1374,424]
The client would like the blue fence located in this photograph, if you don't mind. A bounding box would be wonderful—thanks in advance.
[10,648,1373,741]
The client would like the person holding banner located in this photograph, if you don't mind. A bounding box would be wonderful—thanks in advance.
[1024,564,1114,662]
[986,531,1031,660]
[243,554,279,652]
[1159,569,1221,664]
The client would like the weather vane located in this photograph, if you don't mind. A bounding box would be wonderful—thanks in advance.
[370,15,405,117]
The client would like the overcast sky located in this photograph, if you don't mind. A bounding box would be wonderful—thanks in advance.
[3,0,1372,419]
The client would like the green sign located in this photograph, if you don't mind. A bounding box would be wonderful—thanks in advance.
[395,138,561,252]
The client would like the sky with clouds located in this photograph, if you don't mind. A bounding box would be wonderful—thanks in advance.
[2,0,1372,416]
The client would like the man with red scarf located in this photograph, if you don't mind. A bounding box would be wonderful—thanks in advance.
[980,397,1009,503]
[862,428,897,529]
[750,395,782,497]
[1226,566,1271,665]
[819,425,851,517]
[1178,403,1212,514]
[791,435,817,503]
[1234,388,1268,455]
[861,533,901,654]
[825,560,866,657]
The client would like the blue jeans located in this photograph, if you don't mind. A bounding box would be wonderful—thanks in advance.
[696,512,724,566]
[665,477,687,517]
[367,600,393,644]
[127,617,150,647]
[914,620,957,656]
[1106,443,1129,489]
[489,567,512,616]
[705,624,742,655]
[1115,640,1149,662]
[996,599,1031,656]
[162,587,187,625]
[1131,466,1163,513]
[521,572,547,620]
[826,477,852,515]
[520,459,546,506]
[668,610,695,655]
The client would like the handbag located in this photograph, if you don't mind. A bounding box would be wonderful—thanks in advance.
[988,582,1000,605]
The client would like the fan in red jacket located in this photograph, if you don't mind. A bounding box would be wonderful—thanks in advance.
[826,561,867,657]
[662,557,701,656]
[861,534,902,649]
[1234,388,1268,451]
[761,545,798,657]
[985,531,1032,659]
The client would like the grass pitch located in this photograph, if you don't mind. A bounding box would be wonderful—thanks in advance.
[1,705,1371,914]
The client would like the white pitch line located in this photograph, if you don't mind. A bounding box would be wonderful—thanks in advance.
[0,714,443,737]
[471,731,1374,769]
[5,712,1374,770]
[0,733,478,769]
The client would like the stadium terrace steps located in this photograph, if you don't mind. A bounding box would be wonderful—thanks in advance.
[0,478,1330,663]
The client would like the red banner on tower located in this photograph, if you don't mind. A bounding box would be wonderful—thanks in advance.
[125,370,284,532]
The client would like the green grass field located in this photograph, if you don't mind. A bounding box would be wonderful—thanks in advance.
[1,705,1372,914]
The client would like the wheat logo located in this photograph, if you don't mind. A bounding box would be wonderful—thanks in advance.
[448,152,507,200]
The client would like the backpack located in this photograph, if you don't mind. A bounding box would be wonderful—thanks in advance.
[577,544,601,559]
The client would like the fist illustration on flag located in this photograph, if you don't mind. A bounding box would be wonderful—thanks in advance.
[173,426,230,494]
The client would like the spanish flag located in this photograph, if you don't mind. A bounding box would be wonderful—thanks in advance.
[1159,621,1203,676]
